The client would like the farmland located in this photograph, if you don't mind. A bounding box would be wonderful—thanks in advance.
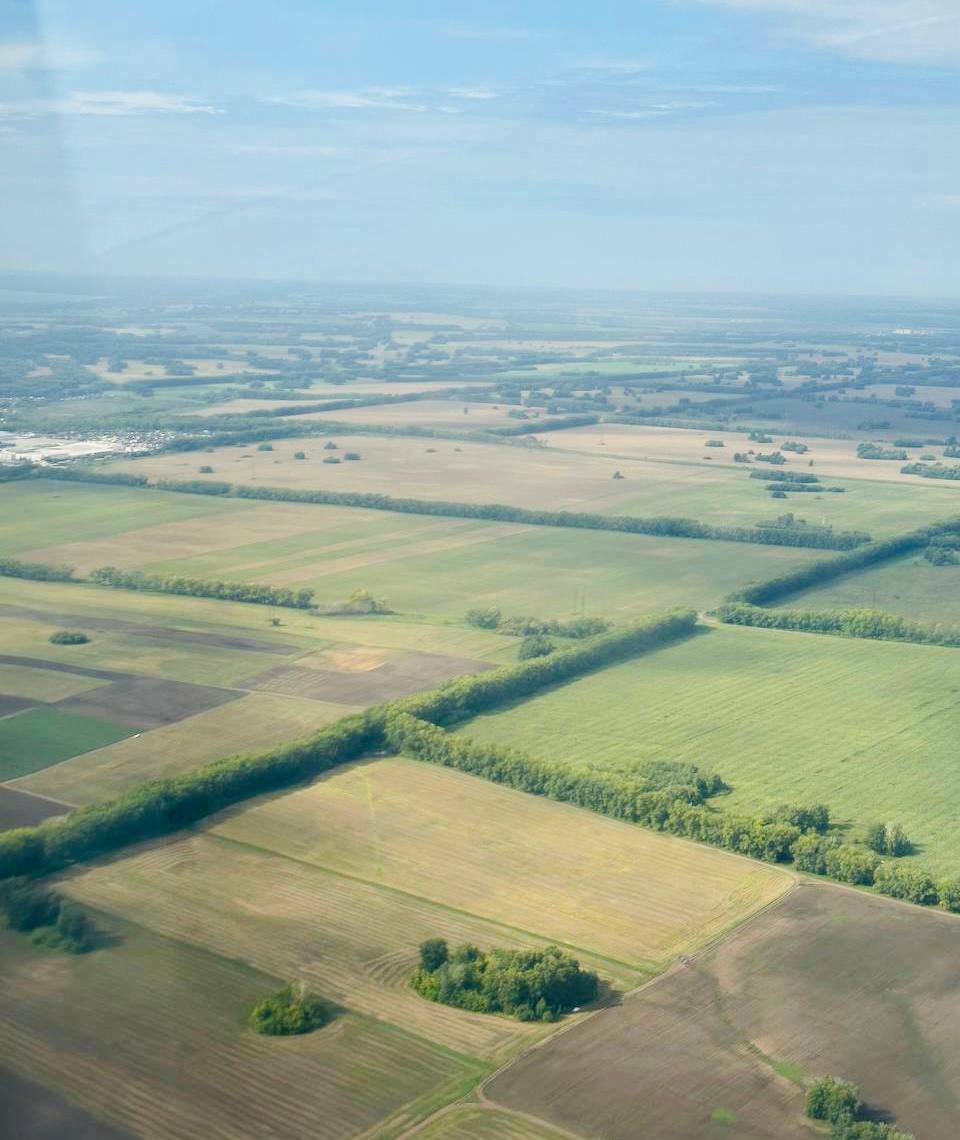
[487,883,960,1139]
[210,757,792,969]
[106,430,960,536]
[1,480,823,619]
[457,623,960,875]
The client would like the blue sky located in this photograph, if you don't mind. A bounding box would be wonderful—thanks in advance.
[2,0,959,294]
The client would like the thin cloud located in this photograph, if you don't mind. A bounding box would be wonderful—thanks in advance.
[689,1,960,65]
[264,88,460,113]
[228,143,349,157]
[0,41,102,71]
[0,91,222,118]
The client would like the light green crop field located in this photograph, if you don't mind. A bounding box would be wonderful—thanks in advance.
[13,692,358,805]
[457,624,960,875]
[212,757,790,969]
[2,479,822,619]
[104,430,960,537]
[0,707,133,779]
[0,922,485,1140]
[776,552,960,626]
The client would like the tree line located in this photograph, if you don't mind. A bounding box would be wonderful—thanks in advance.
[33,468,872,551]
[716,602,960,648]
[88,566,315,610]
[0,557,74,582]
[0,611,696,881]
[465,608,609,638]
[726,519,960,606]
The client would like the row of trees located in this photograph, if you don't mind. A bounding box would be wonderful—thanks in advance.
[726,519,960,606]
[88,567,316,610]
[411,939,598,1022]
[716,602,960,648]
[901,462,960,480]
[0,556,74,582]
[857,443,908,460]
[0,611,695,882]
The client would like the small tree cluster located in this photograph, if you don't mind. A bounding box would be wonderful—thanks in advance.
[806,1076,913,1139]
[249,983,331,1036]
[0,878,97,953]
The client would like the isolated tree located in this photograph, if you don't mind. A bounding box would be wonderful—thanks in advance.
[805,1076,861,1123]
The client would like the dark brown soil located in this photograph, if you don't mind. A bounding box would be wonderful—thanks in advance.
[488,882,960,1139]
[0,654,131,681]
[0,1067,132,1140]
[0,605,296,654]
[53,678,242,729]
[237,652,492,704]
[0,786,69,829]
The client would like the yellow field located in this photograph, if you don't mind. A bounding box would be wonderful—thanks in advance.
[212,757,792,968]
[413,1107,573,1139]
[13,692,358,805]
[0,923,483,1140]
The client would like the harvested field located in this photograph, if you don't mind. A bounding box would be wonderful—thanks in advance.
[0,787,68,829]
[213,757,792,969]
[62,834,568,1060]
[459,624,960,875]
[0,707,134,780]
[0,604,299,655]
[487,883,960,1140]
[238,652,492,704]
[294,398,520,429]
[52,676,241,729]
[0,661,109,702]
[0,1067,132,1140]
[0,923,483,1140]
[106,432,959,537]
[0,654,129,682]
[414,1107,573,1139]
[15,692,359,805]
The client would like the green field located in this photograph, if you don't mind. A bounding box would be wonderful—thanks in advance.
[1,480,823,618]
[0,707,133,779]
[777,551,960,626]
[456,624,960,875]
[0,921,485,1140]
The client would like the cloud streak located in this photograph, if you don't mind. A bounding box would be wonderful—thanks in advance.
[0,91,222,117]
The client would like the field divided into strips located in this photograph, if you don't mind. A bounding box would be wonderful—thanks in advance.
[212,757,791,969]
[776,551,960,626]
[108,431,960,537]
[2,480,824,618]
[0,924,485,1140]
[457,624,960,875]
[487,885,960,1140]
[13,692,357,805]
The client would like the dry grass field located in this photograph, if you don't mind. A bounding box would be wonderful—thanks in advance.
[212,757,792,970]
[106,429,960,536]
[0,922,484,1140]
[413,1107,573,1139]
[487,883,960,1140]
[458,623,960,875]
[294,398,521,429]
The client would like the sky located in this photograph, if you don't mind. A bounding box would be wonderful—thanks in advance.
[1,0,959,295]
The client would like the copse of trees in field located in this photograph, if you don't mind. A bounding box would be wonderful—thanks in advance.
[0,877,98,953]
[901,461,960,480]
[857,443,908,461]
[0,610,697,881]
[411,939,598,1022]
[726,518,960,606]
[88,567,316,610]
[806,1076,914,1139]
[716,602,960,648]
[249,983,332,1036]
[465,609,609,639]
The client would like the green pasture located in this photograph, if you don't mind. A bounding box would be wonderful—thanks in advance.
[0,706,133,779]
[457,623,960,875]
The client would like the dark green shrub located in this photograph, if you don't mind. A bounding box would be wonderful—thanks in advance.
[805,1076,861,1123]
[419,938,449,972]
[49,631,90,645]
[465,607,501,630]
[864,822,912,857]
[250,983,331,1036]
[517,635,555,660]
[293,451,306,460]
[257,443,274,452]
[199,465,214,473]
[344,452,361,460]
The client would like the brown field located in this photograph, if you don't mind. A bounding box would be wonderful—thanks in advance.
[0,786,68,829]
[0,922,483,1140]
[211,758,792,970]
[52,677,241,729]
[14,692,358,805]
[488,882,960,1140]
[545,421,960,486]
[413,1107,574,1139]
[0,1067,133,1140]
[237,652,491,704]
